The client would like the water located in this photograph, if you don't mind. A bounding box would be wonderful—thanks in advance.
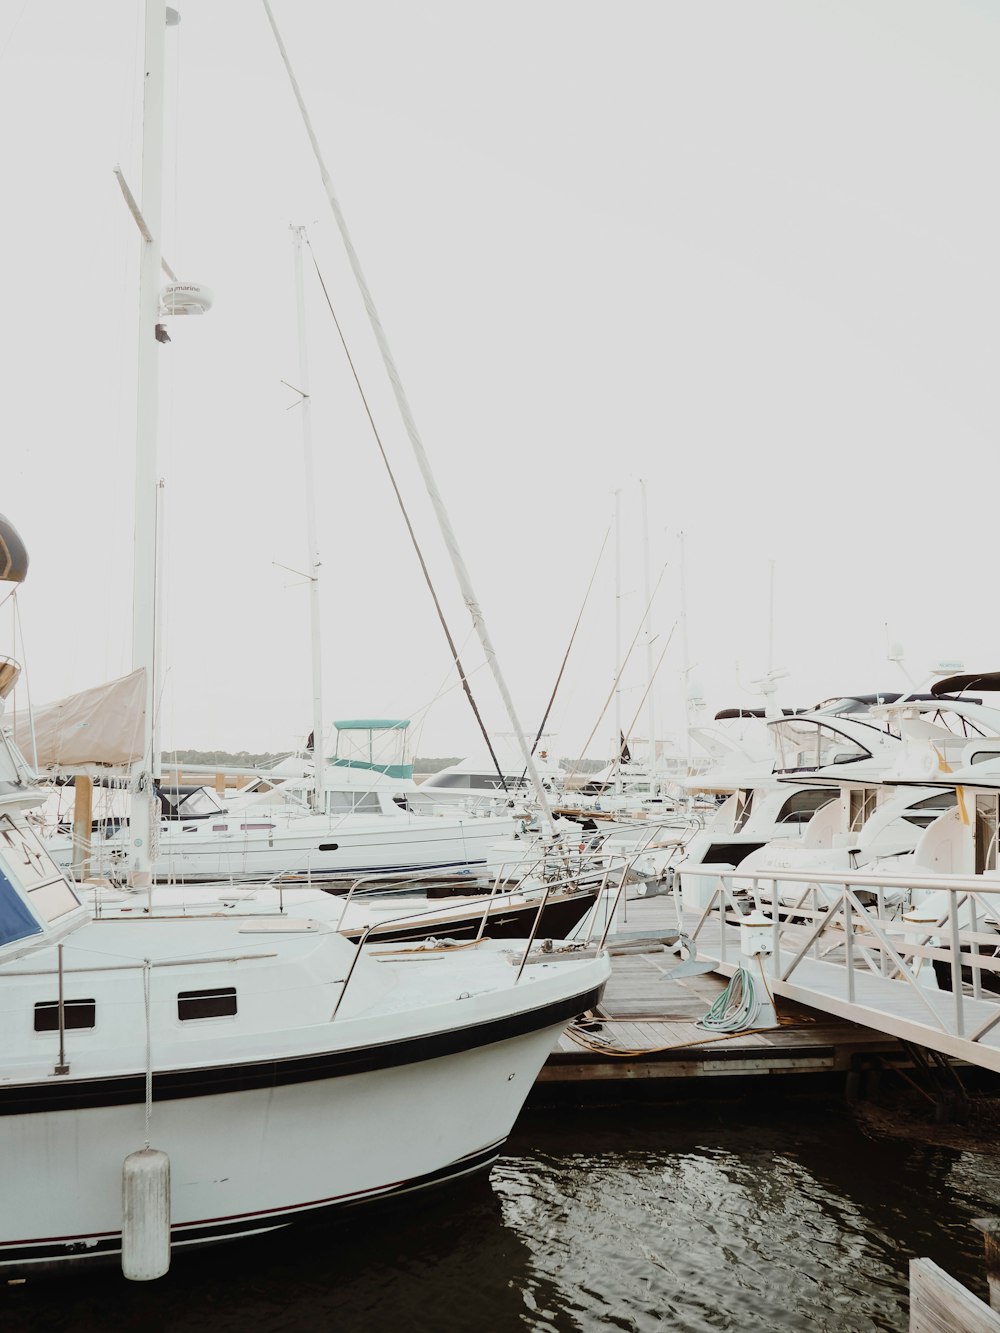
[5,1101,1000,1331]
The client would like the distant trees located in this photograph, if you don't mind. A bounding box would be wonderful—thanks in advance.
[162,751,607,774]
[161,750,289,769]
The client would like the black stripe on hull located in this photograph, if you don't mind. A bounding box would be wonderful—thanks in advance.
[349,891,599,945]
[0,983,606,1116]
[0,1138,506,1274]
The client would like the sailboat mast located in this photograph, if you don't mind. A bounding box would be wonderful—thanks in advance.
[640,478,656,774]
[130,0,169,880]
[291,225,325,813]
[264,2,558,835]
[614,489,623,797]
[678,529,693,775]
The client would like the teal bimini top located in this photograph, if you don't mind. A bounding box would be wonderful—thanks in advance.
[333,719,410,731]
[331,719,412,779]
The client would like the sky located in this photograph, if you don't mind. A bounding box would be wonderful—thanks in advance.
[1,1,998,763]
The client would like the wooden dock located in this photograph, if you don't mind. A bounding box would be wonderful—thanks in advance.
[536,893,909,1097]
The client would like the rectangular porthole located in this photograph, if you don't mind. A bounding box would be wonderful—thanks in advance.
[177,987,237,1021]
[34,999,96,1032]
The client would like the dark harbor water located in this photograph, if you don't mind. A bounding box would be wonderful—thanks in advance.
[6,1100,1000,1332]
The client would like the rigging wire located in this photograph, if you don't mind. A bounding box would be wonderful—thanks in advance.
[303,236,508,792]
[10,591,38,772]
[262,0,558,837]
[406,625,480,757]
[565,563,669,791]
[591,621,678,800]
[516,524,611,790]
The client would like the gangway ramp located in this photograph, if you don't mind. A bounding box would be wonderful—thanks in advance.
[680,865,1000,1075]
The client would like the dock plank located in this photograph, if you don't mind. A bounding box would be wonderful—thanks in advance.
[541,892,910,1089]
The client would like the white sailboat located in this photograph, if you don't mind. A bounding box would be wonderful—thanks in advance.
[22,701,521,883]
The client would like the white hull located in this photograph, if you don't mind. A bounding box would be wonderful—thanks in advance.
[0,977,602,1274]
[50,810,516,883]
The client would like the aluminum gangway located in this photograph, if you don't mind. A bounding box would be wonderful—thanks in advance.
[677,864,1000,1074]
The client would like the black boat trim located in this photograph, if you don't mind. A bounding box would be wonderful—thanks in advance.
[0,1138,506,1268]
[0,983,605,1116]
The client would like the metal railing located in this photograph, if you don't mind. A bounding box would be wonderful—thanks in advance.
[22,848,645,1080]
[681,863,1000,1048]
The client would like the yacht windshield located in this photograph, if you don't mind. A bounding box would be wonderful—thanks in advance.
[771,720,871,773]
[812,697,897,717]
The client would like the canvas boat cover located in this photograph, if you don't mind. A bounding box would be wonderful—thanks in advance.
[9,669,146,771]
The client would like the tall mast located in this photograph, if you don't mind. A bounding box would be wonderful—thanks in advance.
[678,530,692,774]
[130,0,170,880]
[264,2,558,835]
[291,225,325,813]
[613,489,623,796]
[640,478,656,773]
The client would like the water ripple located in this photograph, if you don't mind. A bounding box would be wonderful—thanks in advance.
[4,1104,1000,1331]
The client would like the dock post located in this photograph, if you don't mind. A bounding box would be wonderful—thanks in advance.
[973,1219,1000,1312]
[740,910,779,1030]
[71,775,93,881]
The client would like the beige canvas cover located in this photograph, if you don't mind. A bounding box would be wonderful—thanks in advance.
[9,669,146,771]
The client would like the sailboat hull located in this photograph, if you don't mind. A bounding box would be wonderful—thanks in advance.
[50,811,517,884]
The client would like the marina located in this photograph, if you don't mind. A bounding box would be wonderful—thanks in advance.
[4,0,1000,1328]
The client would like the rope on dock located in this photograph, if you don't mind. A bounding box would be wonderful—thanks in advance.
[564,1020,782,1058]
[565,957,804,1057]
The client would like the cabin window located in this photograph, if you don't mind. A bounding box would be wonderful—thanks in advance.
[975,796,998,875]
[327,791,382,815]
[34,999,96,1032]
[425,773,520,791]
[900,791,957,828]
[776,790,836,825]
[0,865,43,948]
[0,818,79,939]
[177,987,237,1021]
[849,787,879,832]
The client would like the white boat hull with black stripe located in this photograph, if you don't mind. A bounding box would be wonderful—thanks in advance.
[0,906,607,1277]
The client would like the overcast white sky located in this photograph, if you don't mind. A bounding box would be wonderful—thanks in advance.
[1,1,998,761]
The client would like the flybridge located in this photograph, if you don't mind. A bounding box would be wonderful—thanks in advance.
[331,720,412,780]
